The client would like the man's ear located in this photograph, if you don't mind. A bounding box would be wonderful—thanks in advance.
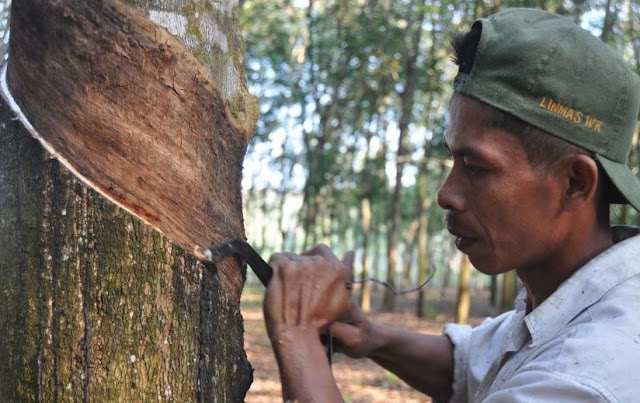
[559,154,599,210]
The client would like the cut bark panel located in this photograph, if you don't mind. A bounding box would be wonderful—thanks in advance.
[6,0,250,298]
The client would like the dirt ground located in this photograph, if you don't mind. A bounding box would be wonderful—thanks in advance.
[241,284,494,402]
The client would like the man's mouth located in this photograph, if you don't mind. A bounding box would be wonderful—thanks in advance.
[454,235,477,250]
[446,214,478,251]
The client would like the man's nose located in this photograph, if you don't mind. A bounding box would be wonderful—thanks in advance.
[437,170,464,212]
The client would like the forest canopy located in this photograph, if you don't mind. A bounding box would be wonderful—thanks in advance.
[239,0,640,313]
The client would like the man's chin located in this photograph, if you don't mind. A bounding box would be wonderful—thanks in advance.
[463,253,512,277]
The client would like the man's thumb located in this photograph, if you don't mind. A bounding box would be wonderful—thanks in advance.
[342,251,355,282]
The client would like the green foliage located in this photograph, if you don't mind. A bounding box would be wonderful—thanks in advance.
[240,0,640,298]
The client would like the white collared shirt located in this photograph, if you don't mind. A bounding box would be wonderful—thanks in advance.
[442,227,640,402]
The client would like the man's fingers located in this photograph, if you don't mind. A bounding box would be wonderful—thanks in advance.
[342,251,355,283]
[300,245,349,291]
[265,252,302,326]
[302,244,341,264]
[268,251,298,267]
[301,245,354,281]
[328,321,365,355]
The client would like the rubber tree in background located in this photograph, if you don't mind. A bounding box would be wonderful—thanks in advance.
[383,0,428,312]
[455,255,472,324]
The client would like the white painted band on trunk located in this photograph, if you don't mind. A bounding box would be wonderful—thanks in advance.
[0,61,56,155]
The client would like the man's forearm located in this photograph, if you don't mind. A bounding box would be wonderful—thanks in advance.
[270,325,343,402]
[367,324,454,401]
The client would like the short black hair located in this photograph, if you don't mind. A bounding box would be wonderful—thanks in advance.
[450,26,621,203]
[450,22,482,75]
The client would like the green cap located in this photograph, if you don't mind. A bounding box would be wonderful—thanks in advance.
[454,8,640,211]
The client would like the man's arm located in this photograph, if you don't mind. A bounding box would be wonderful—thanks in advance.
[330,306,454,401]
[263,245,349,402]
[268,325,342,401]
[264,244,455,402]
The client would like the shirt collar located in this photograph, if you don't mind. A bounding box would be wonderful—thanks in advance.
[523,226,640,346]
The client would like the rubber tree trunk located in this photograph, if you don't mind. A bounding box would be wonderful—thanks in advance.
[500,270,517,313]
[455,255,472,324]
[490,274,499,307]
[382,0,427,312]
[415,168,430,318]
[440,240,454,300]
[0,0,258,401]
[359,197,372,312]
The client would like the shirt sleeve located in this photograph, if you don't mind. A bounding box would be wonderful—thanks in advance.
[437,323,473,403]
[482,370,613,403]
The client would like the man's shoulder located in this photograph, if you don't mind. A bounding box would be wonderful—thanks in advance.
[514,271,640,400]
[552,325,640,401]
[528,295,640,401]
[554,271,640,368]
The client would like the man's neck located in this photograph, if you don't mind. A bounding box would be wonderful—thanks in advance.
[517,225,613,313]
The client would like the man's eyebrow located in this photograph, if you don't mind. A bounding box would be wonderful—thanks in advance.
[448,145,487,160]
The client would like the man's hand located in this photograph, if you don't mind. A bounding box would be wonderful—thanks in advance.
[262,243,454,402]
[264,245,377,359]
[330,303,376,359]
[264,244,350,338]
[263,244,351,402]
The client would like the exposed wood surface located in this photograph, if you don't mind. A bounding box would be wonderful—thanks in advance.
[8,0,249,298]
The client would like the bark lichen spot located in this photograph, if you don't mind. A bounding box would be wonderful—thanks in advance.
[148,10,188,37]
[210,0,239,16]
[222,59,240,101]
[200,16,228,54]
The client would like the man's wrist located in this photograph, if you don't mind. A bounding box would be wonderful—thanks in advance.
[268,324,323,350]
[265,323,342,401]
[366,322,396,360]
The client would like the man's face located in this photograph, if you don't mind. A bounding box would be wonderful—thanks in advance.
[437,94,566,275]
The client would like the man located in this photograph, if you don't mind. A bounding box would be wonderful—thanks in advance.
[263,9,640,402]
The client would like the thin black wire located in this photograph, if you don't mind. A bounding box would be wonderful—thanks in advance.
[349,267,437,296]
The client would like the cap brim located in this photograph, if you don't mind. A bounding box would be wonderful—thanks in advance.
[597,154,640,212]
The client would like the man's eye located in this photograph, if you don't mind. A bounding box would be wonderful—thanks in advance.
[463,163,483,175]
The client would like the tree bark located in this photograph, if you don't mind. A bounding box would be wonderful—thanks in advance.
[455,255,472,324]
[473,270,484,291]
[359,197,372,312]
[383,0,427,312]
[0,0,257,400]
[415,169,430,317]
[500,270,517,313]
[600,0,619,44]
[490,274,499,308]
[400,208,420,289]
[440,239,454,300]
